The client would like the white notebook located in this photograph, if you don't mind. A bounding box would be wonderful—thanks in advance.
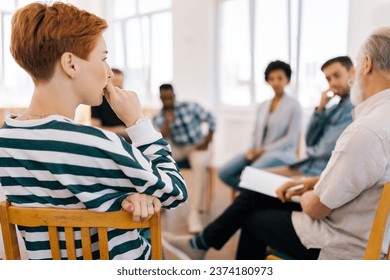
[239,166,302,203]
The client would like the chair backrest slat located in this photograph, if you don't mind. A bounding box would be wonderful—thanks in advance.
[364,182,390,259]
[97,227,109,260]
[65,227,77,260]
[48,226,61,260]
[150,214,163,260]
[80,227,93,260]
[0,202,21,260]
[0,201,163,260]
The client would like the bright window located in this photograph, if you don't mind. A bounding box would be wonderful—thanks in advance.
[106,0,172,106]
[0,1,67,106]
[254,0,290,103]
[218,0,251,106]
[297,0,349,107]
[217,0,349,107]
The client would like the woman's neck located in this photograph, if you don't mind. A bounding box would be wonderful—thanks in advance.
[18,84,78,120]
[273,91,284,99]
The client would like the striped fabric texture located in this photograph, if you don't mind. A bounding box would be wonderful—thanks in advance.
[0,115,187,260]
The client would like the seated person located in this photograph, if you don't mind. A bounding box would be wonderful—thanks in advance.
[255,56,356,179]
[153,84,216,234]
[90,68,129,141]
[0,2,187,260]
[237,28,390,259]
[163,55,356,259]
[219,60,302,190]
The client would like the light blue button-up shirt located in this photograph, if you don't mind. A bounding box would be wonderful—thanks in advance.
[298,95,355,176]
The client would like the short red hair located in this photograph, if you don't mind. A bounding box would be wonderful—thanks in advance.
[10,2,108,83]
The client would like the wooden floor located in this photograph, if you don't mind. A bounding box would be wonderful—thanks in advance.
[161,169,240,260]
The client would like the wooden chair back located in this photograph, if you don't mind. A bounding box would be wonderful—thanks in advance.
[0,201,162,260]
[364,182,390,260]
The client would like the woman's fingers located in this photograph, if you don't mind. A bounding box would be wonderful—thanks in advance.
[121,198,134,213]
[104,88,142,127]
[122,193,161,222]
[153,196,162,213]
[140,194,150,222]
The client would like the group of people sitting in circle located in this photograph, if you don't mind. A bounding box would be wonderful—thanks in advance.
[0,2,389,260]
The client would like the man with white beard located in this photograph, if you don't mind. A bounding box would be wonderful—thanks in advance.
[237,27,390,259]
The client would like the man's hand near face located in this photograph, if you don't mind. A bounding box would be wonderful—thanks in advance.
[161,109,174,138]
[316,89,334,112]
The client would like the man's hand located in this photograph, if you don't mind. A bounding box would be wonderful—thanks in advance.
[196,140,209,150]
[104,81,143,127]
[276,176,320,203]
[121,193,162,222]
[245,148,265,163]
[316,89,334,112]
[160,110,174,138]
[165,110,175,123]
[196,131,214,150]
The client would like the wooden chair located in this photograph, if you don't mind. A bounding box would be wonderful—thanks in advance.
[177,159,215,212]
[0,201,163,260]
[364,182,390,260]
[266,182,390,260]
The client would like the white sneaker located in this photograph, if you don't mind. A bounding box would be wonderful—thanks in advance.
[188,211,203,234]
[162,232,206,260]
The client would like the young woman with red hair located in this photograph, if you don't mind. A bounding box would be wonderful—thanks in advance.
[0,2,187,260]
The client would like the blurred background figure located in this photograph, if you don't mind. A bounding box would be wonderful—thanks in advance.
[153,84,216,234]
[219,60,302,191]
[90,68,129,141]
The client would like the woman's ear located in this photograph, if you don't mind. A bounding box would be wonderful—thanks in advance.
[60,52,76,79]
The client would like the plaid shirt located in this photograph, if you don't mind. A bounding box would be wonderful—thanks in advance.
[153,102,217,146]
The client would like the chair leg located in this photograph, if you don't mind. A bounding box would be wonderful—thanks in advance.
[206,166,214,211]
[200,166,214,213]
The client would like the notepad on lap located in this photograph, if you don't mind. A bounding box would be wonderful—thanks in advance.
[239,166,302,203]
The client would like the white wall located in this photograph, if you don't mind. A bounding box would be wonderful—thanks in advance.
[171,0,218,108]
[348,0,390,60]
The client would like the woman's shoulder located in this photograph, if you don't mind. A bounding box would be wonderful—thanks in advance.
[54,119,126,148]
[283,93,299,102]
[283,94,302,108]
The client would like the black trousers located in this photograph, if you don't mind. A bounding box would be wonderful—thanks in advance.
[202,190,320,259]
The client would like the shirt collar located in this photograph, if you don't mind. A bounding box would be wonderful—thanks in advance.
[4,114,71,128]
[352,88,390,120]
[339,94,350,104]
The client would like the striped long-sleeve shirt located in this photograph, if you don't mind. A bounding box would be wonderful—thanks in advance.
[0,115,187,260]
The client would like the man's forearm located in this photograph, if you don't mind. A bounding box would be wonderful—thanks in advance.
[207,130,214,142]
[300,191,331,219]
[161,122,170,138]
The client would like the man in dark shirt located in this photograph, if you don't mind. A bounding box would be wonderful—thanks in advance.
[91,68,128,140]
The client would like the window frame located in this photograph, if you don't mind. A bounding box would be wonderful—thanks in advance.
[216,0,349,107]
[105,0,173,106]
